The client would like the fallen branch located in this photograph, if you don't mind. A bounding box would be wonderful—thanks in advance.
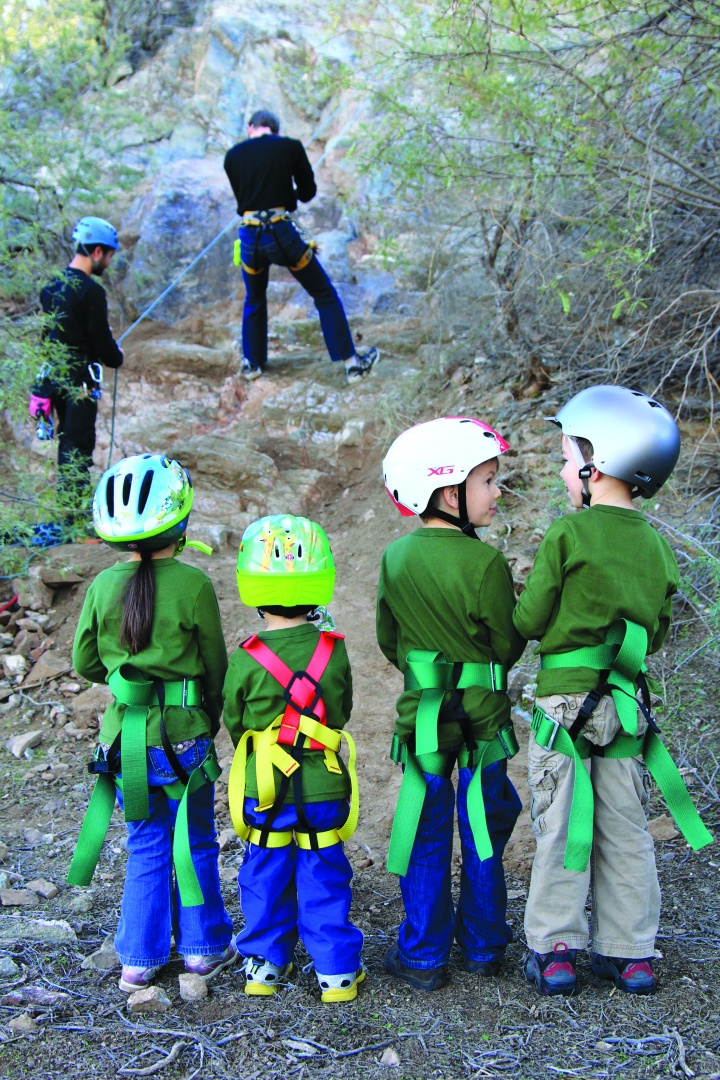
[118,1039,187,1076]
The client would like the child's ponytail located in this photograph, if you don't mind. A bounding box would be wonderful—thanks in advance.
[120,551,155,654]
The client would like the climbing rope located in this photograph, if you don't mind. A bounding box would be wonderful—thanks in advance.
[106,100,363,466]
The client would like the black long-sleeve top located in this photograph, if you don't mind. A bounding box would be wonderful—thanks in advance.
[223,134,317,214]
[40,268,123,384]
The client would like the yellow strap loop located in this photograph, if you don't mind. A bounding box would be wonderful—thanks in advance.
[289,246,314,272]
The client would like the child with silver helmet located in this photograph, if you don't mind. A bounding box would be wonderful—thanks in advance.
[514,386,712,997]
[69,454,236,993]
[223,514,364,1002]
[378,416,525,990]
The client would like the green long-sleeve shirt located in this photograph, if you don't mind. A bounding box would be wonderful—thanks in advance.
[223,623,353,804]
[73,558,228,745]
[513,505,679,696]
[376,528,525,747]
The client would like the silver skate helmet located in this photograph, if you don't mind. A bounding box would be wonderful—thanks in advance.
[548,385,680,499]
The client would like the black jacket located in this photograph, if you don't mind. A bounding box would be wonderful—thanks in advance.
[224,134,317,214]
[40,268,123,386]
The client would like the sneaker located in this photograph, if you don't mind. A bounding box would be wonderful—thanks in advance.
[525,943,577,997]
[316,967,366,1003]
[243,955,293,996]
[462,956,503,976]
[241,358,263,381]
[184,942,238,982]
[591,953,655,995]
[384,945,448,991]
[345,347,380,384]
[119,964,161,993]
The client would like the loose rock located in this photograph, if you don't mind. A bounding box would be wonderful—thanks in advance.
[2,654,29,680]
[9,1012,39,1035]
[649,814,680,841]
[23,652,71,686]
[0,955,20,976]
[178,972,208,1001]
[127,985,171,1013]
[26,878,59,899]
[0,841,8,861]
[0,918,77,944]
[0,889,39,907]
[5,731,43,758]
[81,936,119,971]
[380,1047,401,1067]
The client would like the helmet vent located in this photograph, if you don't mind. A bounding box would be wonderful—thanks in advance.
[105,478,114,518]
[635,472,652,484]
[275,544,280,559]
[648,401,660,408]
[297,543,303,560]
[393,489,399,501]
[122,473,133,506]
[138,470,154,514]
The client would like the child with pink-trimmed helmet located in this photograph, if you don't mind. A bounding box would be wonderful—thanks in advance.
[378,416,525,990]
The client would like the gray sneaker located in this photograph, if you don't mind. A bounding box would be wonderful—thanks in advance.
[345,347,379,384]
[242,358,263,381]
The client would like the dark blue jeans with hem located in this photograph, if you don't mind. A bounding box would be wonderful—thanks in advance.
[240,218,355,368]
[397,760,521,970]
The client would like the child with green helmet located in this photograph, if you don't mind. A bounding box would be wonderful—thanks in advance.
[224,514,364,1002]
[515,386,712,997]
[70,454,236,993]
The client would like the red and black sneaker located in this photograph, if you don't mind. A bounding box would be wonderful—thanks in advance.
[525,943,577,996]
[591,953,655,995]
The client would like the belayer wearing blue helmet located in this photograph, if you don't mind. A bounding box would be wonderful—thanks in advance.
[31,217,125,519]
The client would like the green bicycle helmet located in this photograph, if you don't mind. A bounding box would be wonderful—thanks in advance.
[236,515,335,606]
[93,454,194,551]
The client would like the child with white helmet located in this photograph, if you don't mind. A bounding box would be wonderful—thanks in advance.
[514,386,712,997]
[378,417,525,990]
[224,515,364,1002]
[69,454,236,992]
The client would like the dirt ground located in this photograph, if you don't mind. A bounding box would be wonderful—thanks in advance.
[1,350,719,1079]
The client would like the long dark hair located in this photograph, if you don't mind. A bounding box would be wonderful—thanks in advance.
[120,550,155,654]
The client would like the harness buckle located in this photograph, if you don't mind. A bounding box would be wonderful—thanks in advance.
[532,704,561,750]
[283,670,323,718]
[181,678,188,709]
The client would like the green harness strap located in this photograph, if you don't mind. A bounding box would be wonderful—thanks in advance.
[387,722,518,877]
[66,668,217,907]
[534,620,713,872]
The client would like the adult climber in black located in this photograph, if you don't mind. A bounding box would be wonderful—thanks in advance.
[224,109,378,385]
[32,217,124,514]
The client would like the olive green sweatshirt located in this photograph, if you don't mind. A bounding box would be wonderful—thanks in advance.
[513,505,679,695]
[223,623,353,804]
[376,528,525,747]
[72,558,228,745]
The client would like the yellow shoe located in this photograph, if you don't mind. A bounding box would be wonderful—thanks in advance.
[317,967,366,1003]
[243,956,293,996]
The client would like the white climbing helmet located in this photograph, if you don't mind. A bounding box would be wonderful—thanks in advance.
[383,416,510,518]
[93,454,194,550]
[549,385,681,498]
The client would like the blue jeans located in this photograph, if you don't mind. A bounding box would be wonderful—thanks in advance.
[237,798,363,975]
[240,218,355,368]
[398,760,521,969]
[114,739,233,967]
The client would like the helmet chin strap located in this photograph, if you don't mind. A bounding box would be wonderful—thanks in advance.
[428,480,480,538]
[568,438,594,508]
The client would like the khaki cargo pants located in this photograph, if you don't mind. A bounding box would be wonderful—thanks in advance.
[524,693,660,959]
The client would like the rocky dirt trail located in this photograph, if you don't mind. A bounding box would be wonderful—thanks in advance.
[1,312,719,1078]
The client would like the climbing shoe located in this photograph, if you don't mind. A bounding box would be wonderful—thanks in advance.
[119,964,162,993]
[243,955,293,996]
[184,942,238,982]
[384,946,448,991]
[525,943,577,997]
[462,956,503,976]
[345,347,379,384]
[241,358,263,381]
[316,967,366,1003]
[591,953,656,995]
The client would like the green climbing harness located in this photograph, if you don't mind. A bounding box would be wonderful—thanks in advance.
[532,618,713,873]
[67,666,221,907]
[387,649,517,876]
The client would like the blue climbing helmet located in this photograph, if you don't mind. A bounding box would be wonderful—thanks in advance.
[72,216,119,251]
[93,454,194,551]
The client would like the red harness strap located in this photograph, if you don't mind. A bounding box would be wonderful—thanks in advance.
[241,631,343,750]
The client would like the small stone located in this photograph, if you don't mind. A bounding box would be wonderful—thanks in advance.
[0,918,77,944]
[6,730,43,758]
[81,936,119,970]
[0,841,8,861]
[595,1041,614,1052]
[380,1047,401,1067]
[0,872,12,889]
[2,654,29,679]
[128,985,171,1013]
[357,857,374,869]
[178,972,208,1001]
[23,652,71,687]
[39,568,83,588]
[62,682,81,694]
[23,828,43,846]
[67,892,94,914]
[0,955,20,976]
[649,814,680,841]
[9,1013,38,1034]
[217,829,236,852]
[26,878,59,899]
[0,889,40,907]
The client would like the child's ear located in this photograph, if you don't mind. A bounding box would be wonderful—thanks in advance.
[439,484,460,510]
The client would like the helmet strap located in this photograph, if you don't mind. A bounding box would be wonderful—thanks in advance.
[428,480,479,538]
[578,464,594,508]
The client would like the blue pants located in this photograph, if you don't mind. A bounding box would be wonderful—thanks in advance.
[237,798,363,976]
[398,760,521,970]
[114,739,233,967]
[240,217,355,368]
